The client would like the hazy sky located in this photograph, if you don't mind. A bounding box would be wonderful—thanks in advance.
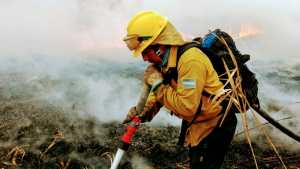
[0,0,299,61]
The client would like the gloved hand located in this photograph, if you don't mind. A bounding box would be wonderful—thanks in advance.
[144,65,163,91]
[141,101,162,122]
[122,103,162,124]
[122,106,138,124]
[135,91,161,122]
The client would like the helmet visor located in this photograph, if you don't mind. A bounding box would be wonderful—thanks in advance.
[123,35,140,50]
[123,35,152,51]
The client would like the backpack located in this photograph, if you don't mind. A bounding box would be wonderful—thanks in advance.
[177,29,260,112]
[176,29,260,145]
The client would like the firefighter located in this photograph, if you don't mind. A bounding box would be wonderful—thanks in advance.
[123,11,237,169]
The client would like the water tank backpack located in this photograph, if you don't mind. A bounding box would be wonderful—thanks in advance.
[177,29,260,112]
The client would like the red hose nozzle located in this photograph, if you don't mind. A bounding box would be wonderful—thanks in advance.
[121,116,141,144]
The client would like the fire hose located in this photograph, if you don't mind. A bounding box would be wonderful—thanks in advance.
[253,107,300,142]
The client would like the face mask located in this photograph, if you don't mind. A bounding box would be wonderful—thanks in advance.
[142,46,163,64]
[142,48,163,64]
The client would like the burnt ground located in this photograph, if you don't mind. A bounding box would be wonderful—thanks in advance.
[0,100,299,169]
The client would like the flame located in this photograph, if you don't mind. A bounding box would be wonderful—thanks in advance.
[235,24,262,39]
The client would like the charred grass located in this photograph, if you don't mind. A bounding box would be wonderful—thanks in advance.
[0,100,299,169]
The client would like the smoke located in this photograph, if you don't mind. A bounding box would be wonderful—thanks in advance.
[0,1,299,135]
[1,0,300,58]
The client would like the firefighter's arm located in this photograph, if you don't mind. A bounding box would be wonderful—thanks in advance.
[155,49,207,121]
[123,85,163,123]
[123,65,163,124]
[140,65,164,122]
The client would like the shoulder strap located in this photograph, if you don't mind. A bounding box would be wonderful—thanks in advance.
[176,42,205,146]
[177,42,200,65]
[163,42,200,84]
[177,42,225,80]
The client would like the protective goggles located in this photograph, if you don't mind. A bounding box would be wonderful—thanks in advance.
[123,34,152,50]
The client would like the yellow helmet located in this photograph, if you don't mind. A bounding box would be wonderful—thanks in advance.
[123,11,168,57]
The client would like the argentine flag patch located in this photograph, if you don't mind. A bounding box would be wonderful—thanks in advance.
[182,79,196,89]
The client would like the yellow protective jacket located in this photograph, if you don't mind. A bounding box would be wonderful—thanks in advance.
[155,46,225,147]
[149,21,225,147]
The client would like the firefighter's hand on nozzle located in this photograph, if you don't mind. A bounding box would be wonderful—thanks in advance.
[122,106,138,124]
[123,102,161,124]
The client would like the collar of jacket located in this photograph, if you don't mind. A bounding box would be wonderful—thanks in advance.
[165,46,178,70]
[161,46,178,85]
[159,47,171,67]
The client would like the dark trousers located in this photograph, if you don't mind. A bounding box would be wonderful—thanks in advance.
[189,113,237,169]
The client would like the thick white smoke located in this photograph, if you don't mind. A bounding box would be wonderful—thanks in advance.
[0,0,299,131]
